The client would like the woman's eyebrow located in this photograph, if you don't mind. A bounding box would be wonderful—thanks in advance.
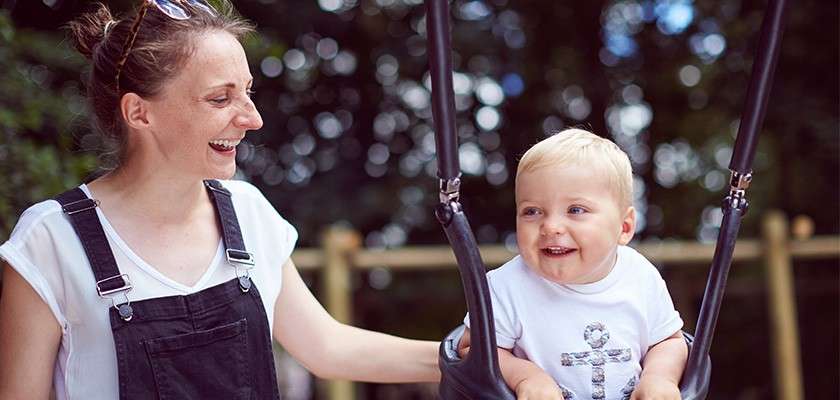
[206,82,237,90]
[206,78,254,90]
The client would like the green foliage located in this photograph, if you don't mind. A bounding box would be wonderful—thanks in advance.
[0,11,97,238]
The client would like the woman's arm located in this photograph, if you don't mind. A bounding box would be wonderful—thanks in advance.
[273,259,440,382]
[0,263,61,399]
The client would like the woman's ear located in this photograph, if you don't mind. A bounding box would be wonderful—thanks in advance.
[618,206,636,245]
[120,92,151,130]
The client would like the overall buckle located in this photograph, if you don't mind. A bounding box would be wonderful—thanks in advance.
[226,249,254,292]
[96,274,134,321]
[226,249,255,267]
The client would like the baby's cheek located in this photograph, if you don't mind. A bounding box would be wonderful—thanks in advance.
[519,252,540,271]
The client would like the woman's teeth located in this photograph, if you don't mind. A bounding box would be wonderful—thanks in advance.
[209,139,239,151]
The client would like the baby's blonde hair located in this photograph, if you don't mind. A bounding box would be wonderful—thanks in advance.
[516,128,634,208]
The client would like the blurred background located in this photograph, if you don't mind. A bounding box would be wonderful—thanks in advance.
[0,0,837,399]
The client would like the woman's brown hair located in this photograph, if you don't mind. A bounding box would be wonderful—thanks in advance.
[67,1,254,169]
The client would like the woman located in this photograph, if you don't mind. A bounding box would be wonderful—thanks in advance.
[0,1,439,399]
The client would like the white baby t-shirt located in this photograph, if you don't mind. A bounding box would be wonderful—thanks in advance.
[465,245,683,400]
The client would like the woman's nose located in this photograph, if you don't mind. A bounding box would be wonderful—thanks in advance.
[234,97,263,131]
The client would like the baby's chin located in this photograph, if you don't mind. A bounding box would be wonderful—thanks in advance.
[524,259,607,285]
[522,259,578,284]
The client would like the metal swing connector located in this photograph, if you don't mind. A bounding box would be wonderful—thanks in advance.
[724,170,752,212]
[437,177,463,225]
[439,177,461,205]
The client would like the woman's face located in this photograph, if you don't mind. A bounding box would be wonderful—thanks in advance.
[143,30,262,180]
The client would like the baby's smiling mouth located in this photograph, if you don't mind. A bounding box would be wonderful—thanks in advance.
[541,246,576,257]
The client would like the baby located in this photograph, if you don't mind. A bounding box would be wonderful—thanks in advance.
[462,128,687,400]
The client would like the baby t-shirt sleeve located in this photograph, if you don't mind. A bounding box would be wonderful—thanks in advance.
[645,268,684,348]
[463,264,521,349]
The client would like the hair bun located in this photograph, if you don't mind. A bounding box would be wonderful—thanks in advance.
[67,3,116,60]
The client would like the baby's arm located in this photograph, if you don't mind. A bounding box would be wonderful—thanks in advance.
[458,328,564,399]
[498,348,565,399]
[632,330,688,400]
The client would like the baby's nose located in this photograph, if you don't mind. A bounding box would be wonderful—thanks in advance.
[540,218,567,236]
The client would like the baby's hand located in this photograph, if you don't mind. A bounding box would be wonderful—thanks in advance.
[514,373,565,400]
[630,375,681,400]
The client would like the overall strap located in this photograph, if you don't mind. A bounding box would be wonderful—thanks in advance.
[55,188,129,295]
[204,180,255,291]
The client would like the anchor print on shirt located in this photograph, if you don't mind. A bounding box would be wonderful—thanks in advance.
[560,322,632,399]
[559,375,637,400]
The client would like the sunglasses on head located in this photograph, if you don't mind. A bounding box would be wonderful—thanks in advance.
[114,0,216,93]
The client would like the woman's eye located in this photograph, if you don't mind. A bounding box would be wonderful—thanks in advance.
[209,97,229,105]
[568,206,586,215]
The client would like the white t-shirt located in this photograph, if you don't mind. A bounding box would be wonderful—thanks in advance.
[0,180,298,400]
[465,246,683,400]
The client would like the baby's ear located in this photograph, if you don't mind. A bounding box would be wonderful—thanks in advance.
[618,206,636,245]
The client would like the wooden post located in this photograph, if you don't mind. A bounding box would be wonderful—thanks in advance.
[762,211,804,400]
[322,225,361,400]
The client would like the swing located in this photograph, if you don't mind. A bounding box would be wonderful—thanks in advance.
[424,0,789,398]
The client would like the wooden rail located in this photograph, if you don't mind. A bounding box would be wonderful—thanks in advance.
[293,235,840,270]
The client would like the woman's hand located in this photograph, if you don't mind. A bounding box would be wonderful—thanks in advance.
[630,374,681,400]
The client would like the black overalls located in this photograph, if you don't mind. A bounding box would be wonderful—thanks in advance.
[55,180,281,400]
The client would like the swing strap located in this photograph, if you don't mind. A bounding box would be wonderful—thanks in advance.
[681,1,789,398]
[426,0,514,398]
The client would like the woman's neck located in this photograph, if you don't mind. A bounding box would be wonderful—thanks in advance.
[87,163,212,225]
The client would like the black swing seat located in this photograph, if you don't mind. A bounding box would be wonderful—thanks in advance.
[439,325,710,400]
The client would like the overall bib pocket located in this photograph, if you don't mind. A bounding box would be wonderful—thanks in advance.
[144,318,252,400]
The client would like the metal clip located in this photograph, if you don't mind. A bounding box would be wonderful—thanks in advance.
[96,274,133,297]
[237,273,252,293]
[226,249,255,268]
[62,198,101,215]
[96,274,134,321]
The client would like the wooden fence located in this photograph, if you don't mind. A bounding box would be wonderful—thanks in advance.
[291,211,839,400]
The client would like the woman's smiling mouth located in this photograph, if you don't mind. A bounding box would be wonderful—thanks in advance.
[209,138,240,153]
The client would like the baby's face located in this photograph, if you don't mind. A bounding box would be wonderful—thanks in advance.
[514,163,635,284]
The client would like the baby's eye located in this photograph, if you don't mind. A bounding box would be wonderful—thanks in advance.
[521,207,541,217]
[246,88,256,98]
[568,206,587,215]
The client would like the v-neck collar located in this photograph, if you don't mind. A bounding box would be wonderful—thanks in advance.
[79,183,225,293]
